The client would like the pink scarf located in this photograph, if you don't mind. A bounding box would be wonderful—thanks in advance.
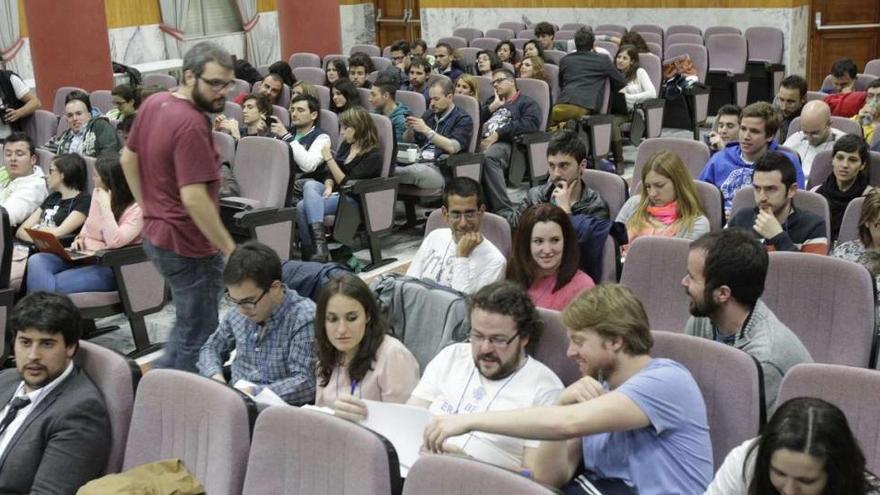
[646,201,679,225]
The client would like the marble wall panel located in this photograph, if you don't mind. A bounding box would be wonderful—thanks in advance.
[340,3,376,54]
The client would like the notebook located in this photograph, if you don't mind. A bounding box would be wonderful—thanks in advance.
[25,228,95,263]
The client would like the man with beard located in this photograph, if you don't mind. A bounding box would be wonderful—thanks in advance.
[727,151,828,254]
[683,228,812,409]
[422,284,713,494]
[0,292,110,493]
[335,281,562,471]
[406,178,504,293]
[121,42,236,372]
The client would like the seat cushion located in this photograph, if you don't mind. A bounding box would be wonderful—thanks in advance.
[69,291,121,308]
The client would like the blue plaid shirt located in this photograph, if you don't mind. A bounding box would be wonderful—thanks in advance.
[197,289,317,405]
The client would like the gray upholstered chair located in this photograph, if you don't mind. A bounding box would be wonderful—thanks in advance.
[425,208,511,259]
[631,138,712,193]
[620,237,692,333]
[292,67,326,86]
[288,52,321,69]
[404,455,559,494]
[730,187,832,246]
[534,307,581,386]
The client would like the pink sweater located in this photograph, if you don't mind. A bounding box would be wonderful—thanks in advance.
[528,270,595,311]
[78,198,143,251]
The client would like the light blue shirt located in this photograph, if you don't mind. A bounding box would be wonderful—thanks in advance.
[581,358,713,494]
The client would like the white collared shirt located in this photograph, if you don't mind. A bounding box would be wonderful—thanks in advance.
[0,361,74,460]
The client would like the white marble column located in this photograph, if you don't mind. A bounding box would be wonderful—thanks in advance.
[340,3,377,55]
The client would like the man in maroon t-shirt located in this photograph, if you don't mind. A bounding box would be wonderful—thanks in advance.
[121,41,237,372]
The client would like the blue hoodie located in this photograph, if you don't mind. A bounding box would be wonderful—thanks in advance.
[698,141,803,212]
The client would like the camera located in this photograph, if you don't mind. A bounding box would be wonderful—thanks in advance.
[0,106,8,125]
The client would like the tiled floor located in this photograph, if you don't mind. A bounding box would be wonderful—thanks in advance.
[91,125,703,358]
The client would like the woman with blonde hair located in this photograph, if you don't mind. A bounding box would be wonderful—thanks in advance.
[296,107,382,261]
[455,74,480,98]
[616,150,709,250]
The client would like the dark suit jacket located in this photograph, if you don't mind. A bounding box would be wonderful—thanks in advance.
[0,365,111,494]
[558,50,627,112]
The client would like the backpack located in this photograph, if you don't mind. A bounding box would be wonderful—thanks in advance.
[111,62,142,87]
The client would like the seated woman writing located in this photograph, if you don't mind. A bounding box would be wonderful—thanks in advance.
[26,154,143,294]
[314,274,419,408]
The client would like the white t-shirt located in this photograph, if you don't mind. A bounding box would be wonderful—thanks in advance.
[782,127,845,177]
[0,73,30,139]
[411,343,563,470]
[406,228,506,294]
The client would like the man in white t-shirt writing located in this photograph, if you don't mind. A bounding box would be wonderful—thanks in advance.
[335,281,563,471]
[406,177,506,294]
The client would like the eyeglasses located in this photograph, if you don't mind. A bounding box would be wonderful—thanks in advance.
[446,210,479,221]
[225,289,268,311]
[199,77,235,91]
[391,55,406,62]
[491,77,512,86]
[469,332,520,349]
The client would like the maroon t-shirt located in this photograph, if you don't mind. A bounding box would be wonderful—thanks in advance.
[127,92,221,258]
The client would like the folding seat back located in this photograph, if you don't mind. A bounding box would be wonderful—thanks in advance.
[631,137,712,193]
[142,73,177,90]
[350,44,381,57]
[517,29,535,40]
[123,370,255,495]
[694,180,725,232]
[486,28,515,41]
[24,109,58,148]
[555,30,576,41]
[561,23,587,32]
[595,24,626,36]
[498,22,527,33]
[358,87,373,110]
[371,273,470,368]
[89,90,114,114]
[777,364,880,472]
[292,66,326,86]
[223,101,243,122]
[638,31,663,46]
[437,36,467,50]
[315,84,331,110]
[646,42,662,59]
[458,47,481,71]
[582,169,628,220]
[242,406,400,495]
[666,33,704,48]
[509,38,529,51]
[763,252,875,368]
[35,148,56,176]
[707,34,748,74]
[231,136,291,208]
[866,59,880,77]
[53,86,86,116]
[453,27,483,42]
[396,89,426,118]
[213,130,236,169]
[620,237,692,333]
[425,209,511,259]
[651,331,763,470]
[75,341,140,474]
[470,37,501,51]
[272,104,289,128]
[666,25,702,37]
[856,73,879,91]
[371,56,392,72]
[703,25,742,43]
[453,94,480,153]
[475,75,494,103]
[632,24,664,39]
[319,109,340,151]
[516,78,550,130]
[731,187,831,245]
[229,79,252,101]
[665,43,708,82]
[837,196,864,243]
[595,40,618,59]
[543,49,566,65]
[544,63,560,104]
[745,27,784,64]
[288,52,321,69]
[404,455,558,495]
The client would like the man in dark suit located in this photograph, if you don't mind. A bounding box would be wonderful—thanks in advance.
[0,292,110,494]
[553,28,625,125]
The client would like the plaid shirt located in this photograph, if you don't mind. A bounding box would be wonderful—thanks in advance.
[198,289,317,405]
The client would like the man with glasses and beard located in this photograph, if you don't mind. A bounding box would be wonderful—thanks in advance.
[198,241,316,405]
[407,178,505,294]
[121,42,237,372]
[335,281,562,471]
[682,228,812,409]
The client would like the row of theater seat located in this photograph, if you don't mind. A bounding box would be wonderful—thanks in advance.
[76,318,880,494]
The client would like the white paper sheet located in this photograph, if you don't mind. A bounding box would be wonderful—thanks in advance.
[361,400,434,477]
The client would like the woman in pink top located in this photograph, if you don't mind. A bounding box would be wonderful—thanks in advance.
[507,204,594,311]
[26,155,143,293]
[315,274,420,408]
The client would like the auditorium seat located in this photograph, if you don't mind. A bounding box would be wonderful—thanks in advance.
[663,43,710,139]
[665,24,702,37]
[705,33,750,112]
[24,109,58,148]
[350,44,381,57]
[75,341,140,474]
[396,89,427,118]
[837,196,865,243]
[807,150,880,189]
[223,101,243,123]
[561,22,587,32]
[241,406,401,495]
[622,52,665,145]
[582,168,629,220]
[632,24,664,40]
[638,32,663,46]
[53,86,86,116]
[404,455,557,495]
[665,33,703,49]
[730,186,831,245]
[620,237,692,333]
[507,78,551,187]
[371,56,392,72]
[517,29,535,40]
[595,24,627,37]
[228,78,253,101]
[631,138,712,193]
[745,26,786,104]
[703,25,742,42]
[122,369,256,495]
[315,84,331,110]
[485,28,515,41]
[470,37,501,51]
[319,109,340,151]
[763,252,876,368]
[142,73,177,90]
[866,59,880,77]
[438,36,468,50]
[820,73,878,92]
[776,363,880,471]
[498,21,527,33]
[595,40,618,59]
[89,90,114,114]
[288,52,321,69]
[787,115,864,141]
[646,42,662,59]
[292,67,326,86]
[651,331,763,469]
[425,208,511,259]
[694,180,725,232]
[454,27,484,42]
[543,49,566,65]
[458,47,481,70]
[322,54,349,72]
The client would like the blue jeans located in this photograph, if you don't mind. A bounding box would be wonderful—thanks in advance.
[26,253,117,294]
[143,239,224,372]
[296,180,341,247]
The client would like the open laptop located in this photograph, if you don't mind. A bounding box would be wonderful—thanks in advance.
[25,228,95,263]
